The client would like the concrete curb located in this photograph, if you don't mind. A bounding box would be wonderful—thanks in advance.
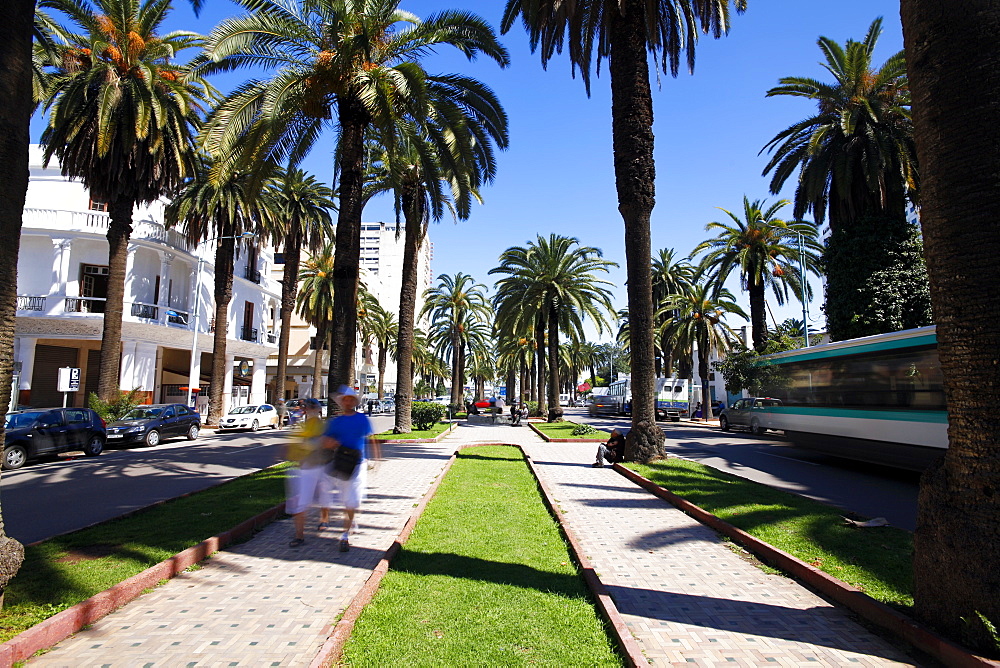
[309,442,645,668]
[527,422,607,443]
[0,502,287,667]
[613,464,1000,668]
[374,421,456,444]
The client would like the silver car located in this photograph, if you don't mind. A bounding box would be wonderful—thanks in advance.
[718,397,782,435]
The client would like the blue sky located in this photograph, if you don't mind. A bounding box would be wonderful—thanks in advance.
[31,0,906,343]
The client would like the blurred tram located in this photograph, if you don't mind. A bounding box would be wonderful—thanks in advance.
[755,326,946,470]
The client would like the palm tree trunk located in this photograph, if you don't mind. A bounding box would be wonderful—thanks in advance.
[748,282,767,352]
[450,331,462,407]
[506,368,517,405]
[393,203,425,433]
[535,322,547,416]
[376,344,386,400]
[327,99,368,399]
[698,345,712,421]
[0,0,34,595]
[311,322,326,400]
[589,362,597,387]
[207,235,236,426]
[275,221,302,408]
[610,0,665,462]
[902,0,1000,649]
[97,199,133,402]
[546,305,563,422]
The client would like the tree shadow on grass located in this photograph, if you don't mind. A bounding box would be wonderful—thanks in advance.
[391,550,587,599]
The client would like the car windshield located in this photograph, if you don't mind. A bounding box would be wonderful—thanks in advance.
[5,412,45,429]
[122,408,164,420]
[229,406,258,414]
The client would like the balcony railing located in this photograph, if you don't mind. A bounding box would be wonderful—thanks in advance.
[130,302,158,319]
[166,309,189,326]
[64,297,107,313]
[23,208,193,252]
[267,332,277,344]
[240,326,258,342]
[244,267,262,284]
[16,296,46,311]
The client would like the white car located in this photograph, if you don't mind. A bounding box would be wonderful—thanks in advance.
[218,404,280,431]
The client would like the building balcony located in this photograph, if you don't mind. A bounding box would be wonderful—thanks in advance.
[23,208,193,253]
[240,326,258,343]
[244,267,262,284]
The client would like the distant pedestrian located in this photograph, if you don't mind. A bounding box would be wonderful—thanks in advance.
[592,429,626,468]
[276,398,288,426]
[323,386,382,552]
[488,395,497,423]
[283,398,334,548]
[495,395,505,420]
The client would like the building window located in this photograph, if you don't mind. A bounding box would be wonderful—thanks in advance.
[88,197,108,212]
[274,252,284,265]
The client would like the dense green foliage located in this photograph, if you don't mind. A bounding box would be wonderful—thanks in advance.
[823,217,932,340]
[571,423,600,436]
[342,446,620,666]
[410,401,446,431]
[87,387,145,422]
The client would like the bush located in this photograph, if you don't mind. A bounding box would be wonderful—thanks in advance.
[526,401,540,417]
[88,388,145,422]
[411,402,446,431]
[571,423,599,436]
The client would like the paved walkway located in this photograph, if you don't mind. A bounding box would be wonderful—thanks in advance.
[31,421,918,667]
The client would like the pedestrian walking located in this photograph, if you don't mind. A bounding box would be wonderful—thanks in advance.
[283,398,335,548]
[323,386,382,552]
[276,398,288,426]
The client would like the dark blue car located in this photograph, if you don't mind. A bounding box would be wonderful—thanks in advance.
[4,407,107,470]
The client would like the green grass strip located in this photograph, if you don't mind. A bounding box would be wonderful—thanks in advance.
[626,458,914,608]
[0,463,290,642]
[531,421,610,440]
[341,446,621,667]
[373,422,450,440]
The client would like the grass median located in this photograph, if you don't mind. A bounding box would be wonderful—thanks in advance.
[0,462,290,643]
[530,421,610,440]
[373,422,451,440]
[626,457,914,609]
[341,445,621,666]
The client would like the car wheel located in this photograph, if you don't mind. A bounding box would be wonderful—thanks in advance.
[720,416,730,432]
[250,420,259,432]
[145,429,161,447]
[186,424,199,440]
[750,419,764,436]
[83,435,104,457]
[2,445,28,470]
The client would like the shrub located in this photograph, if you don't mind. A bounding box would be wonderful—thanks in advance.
[88,387,145,422]
[526,401,540,417]
[571,423,599,436]
[411,402,446,431]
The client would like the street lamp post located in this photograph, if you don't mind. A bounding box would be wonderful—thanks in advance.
[186,232,256,408]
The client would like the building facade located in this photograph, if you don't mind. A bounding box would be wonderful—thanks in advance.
[13,146,281,415]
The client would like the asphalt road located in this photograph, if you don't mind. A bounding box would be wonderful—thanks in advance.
[0,413,396,545]
[568,407,921,531]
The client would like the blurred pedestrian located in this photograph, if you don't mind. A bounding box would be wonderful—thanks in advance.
[283,398,334,548]
[323,386,382,552]
[276,398,288,426]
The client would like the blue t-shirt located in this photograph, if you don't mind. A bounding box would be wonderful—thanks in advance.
[324,412,374,460]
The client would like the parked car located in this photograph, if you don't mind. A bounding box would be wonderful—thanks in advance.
[718,397,783,435]
[4,407,107,470]
[380,399,395,413]
[218,404,280,431]
[432,396,451,406]
[106,404,201,447]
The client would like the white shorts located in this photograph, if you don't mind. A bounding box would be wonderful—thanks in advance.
[286,465,336,515]
[334,463,368,510]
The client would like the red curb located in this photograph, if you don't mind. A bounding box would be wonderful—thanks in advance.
[613,464,1000,668]
[0,502,286,667]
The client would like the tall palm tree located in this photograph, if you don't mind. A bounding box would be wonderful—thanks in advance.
[199,0,508,402]
[651,248,696,375]
[39,0,207,401]
[692,197,821,352]
[421,273,491,408]
[296,243,337,398]
[502,0,746,454]
[363,72,508,432]
[365,303,397,400]
[271,169,334,404]
[165,160,277,426]
[661,281,746,426]
[901,0,1000,648]
[491,234,616,421]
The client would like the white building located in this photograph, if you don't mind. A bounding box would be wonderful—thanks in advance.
[13,146,281,414]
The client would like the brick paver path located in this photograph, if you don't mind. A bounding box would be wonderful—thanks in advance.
[32,421,918,666]
[30,437,455,668]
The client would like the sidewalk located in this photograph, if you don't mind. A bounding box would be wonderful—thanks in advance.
[30,421,917,667]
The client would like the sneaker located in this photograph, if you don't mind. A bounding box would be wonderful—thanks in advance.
[591,462,603,468]
[339,538,350,552]
[289,537,305,548]
[317,522,329,532]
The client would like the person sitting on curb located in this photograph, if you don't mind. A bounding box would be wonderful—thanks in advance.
[592,428,626,468]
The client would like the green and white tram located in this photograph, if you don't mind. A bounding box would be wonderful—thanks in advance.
[756,326,946,470]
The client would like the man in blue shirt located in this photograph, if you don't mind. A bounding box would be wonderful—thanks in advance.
[323,386,382,552]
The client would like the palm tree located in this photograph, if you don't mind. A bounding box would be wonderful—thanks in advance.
[421,273,491,408]
[661,282,746,427]
[365,303,397,400]
[502,0,745,453]
[271,169,334,405]
[199,0,509,402]
[362,72,508,432]
[39,0,207,401]
[692,197,821,352]
[296,243,337,398]
[165,160,277,426]
[651,248,695,375]
[900,0,1000,648]
[491,234,616,421]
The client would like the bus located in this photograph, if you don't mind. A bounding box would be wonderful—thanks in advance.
[655,377,689,421]
[752,326,946,470]
[605,376,632,415]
